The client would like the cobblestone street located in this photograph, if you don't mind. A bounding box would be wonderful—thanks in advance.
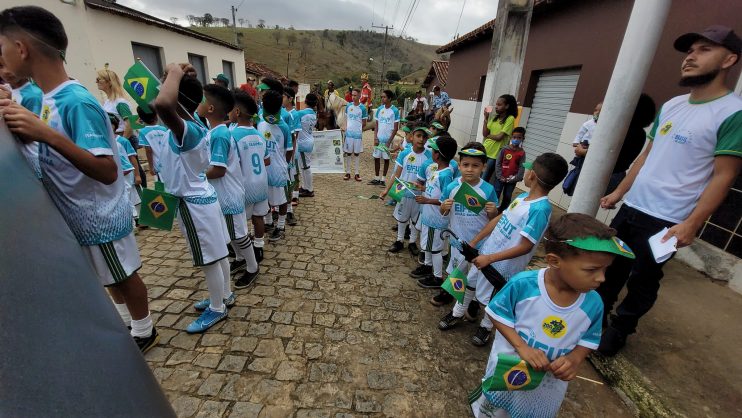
[137,132,632,418]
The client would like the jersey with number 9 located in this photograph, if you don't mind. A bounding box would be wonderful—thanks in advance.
[232,126,269,203]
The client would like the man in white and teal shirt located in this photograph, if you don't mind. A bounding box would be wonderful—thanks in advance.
[343,88,368,181]
[369,89,400,186]
[597,25,742,356]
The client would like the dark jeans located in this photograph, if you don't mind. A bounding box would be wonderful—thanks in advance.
[494,179,516,212]
[482,158,497,184]
[596,205,676,335]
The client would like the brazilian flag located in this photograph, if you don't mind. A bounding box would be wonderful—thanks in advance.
[453,181,486,214]
[138,182,179,230]
[123,60,161,113]
[482,353,545,392]
[388,178,417,202]
[441,267,467,303]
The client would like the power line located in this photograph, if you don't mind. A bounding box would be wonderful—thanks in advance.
[454,0,467,39]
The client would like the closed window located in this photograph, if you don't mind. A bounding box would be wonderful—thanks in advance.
[131,42,163,78]
[188,53,207,86]
[222,60,235,87]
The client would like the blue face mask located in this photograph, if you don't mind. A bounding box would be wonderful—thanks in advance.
[511,139,522,147]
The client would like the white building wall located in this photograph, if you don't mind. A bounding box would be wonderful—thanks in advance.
[448,98,482,148]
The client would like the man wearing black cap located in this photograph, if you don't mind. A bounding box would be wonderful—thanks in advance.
[597,25,742,356]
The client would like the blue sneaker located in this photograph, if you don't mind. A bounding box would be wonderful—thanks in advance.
[186,307,228,333]
[194,293,236,311]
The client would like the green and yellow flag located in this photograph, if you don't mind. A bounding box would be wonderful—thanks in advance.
[138,182,179,230]
[453,181,486,214]
[482,353,545,392]
[124,114,145,130]
[441,267,467,303]
[388,178,417,202]
[123,60,160,112]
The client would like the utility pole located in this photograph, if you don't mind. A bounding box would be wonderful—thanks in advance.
[286,51,291,78]
[372,24,393,92]
[231,5,238,46]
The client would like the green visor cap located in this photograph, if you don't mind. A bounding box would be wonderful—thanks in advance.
[458,148,486,157]
[431,121,445,130]
[401,126,412,133]
[427,137,440,151]
[412,127,432,136]
[522,161,533,169]
[400,118,408,123]
[257,83,271,91]
[566,236,636,259]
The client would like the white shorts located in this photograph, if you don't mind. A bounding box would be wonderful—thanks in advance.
[469,266,501,306]
[177,200,230,267]
[372,144,392,160]
[344,136,363,154]
[82,232,142,286]
[420,224,445,253]
[124,172,142,207]
[224,211,248,241]
[289,156,299,180]
[268,186,288,206]
[299,152,312,169]
[393,197,420,223]
[245,199,270,217]
[446,246,471,275]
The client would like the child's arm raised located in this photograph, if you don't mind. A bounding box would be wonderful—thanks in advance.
[154,63,186,142]
[549,346,592,381]
[493,320,550,371]
[472,236,534,269]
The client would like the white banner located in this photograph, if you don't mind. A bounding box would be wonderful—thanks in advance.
[311,129,345,174]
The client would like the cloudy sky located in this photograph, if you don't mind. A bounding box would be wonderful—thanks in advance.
[118,0,499,45]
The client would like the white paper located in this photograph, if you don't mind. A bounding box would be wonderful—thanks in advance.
[648,227,677,263]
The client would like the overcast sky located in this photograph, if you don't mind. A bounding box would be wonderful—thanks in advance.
[118,0,499,45]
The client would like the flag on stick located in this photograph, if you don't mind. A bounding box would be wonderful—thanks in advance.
[138,182,179,230]
[441,267,467,303]
[453,181,486,214]
[123,60,161,113]
[388,178,418,202]
[482,353,545,392]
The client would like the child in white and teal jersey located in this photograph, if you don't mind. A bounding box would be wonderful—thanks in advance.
[282,86,302,224]
[108,113,142,221]
[0,65,42,177]
[343,88,368,180]
[295,93,318,196]
[135,106,168,179]
[369,89,400,185]
[0,6,158,352]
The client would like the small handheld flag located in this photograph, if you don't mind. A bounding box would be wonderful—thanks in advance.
[441,267,467,303]
[375,144,391,157]
[123,60,161,113]
[125,114,145,130]
[388,178,418,202]
[482,353,545,392]
[453,182,486,214]
[138,182,179,230]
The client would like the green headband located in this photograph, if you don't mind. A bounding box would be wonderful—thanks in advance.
[427,138,440,151]
[550,236,635,259]
[401,126,412,133]
[412,127,432,136]
[431,121,445,130]
[522,161,533,169]
[459,148,486,157]
[400,118,408,123]
[257,83,271,91]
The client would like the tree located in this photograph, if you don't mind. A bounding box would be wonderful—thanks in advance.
[185,15,195,26]
[323,29,330,39]
[287,32,297,47]
[274,24,280,30]
[257,19,266,28]
[299,37,311,58]
[193,16,203,26]
[202,13,213,27]
[386,70,401,83]
[336,31,347,47]
[221,18,230,27]
[238,18,245,27]
[170,17,178,25]
[289,25,295,30]
[272,30,282,45]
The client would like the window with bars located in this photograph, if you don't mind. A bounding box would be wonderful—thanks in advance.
[697,174,742,258]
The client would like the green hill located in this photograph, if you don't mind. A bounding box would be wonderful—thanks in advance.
[192,26,439,87]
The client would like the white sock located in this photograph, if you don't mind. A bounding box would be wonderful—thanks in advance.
[254,236,265,248]
[114,302,132,327]
[432,252,443,279]
[374,175,380,181]
[130,314,153,338]
[452,287,476,318]
[234,236,259,273]
[424,251,432,266]
[217,257,231,299]
[278,214,286,229]
[292,191,299,199]
[353,155,360,175]
[202,262,226,312]
[397,221,407,242]
[264,213,273,225]
[381,175,386,183]
[302,167,313,192]
[345,155,351,174]
[480,313,493,331]
[409,222,419,242]
[287,203,294,214]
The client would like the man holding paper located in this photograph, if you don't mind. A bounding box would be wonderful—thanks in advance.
[597,26,742,356]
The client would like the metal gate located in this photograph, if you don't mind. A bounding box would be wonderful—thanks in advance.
[523,69,580,158]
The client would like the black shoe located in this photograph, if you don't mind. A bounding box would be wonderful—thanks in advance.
[439,312,463,330]
[598,326,627,357]
[134,328,160,354]
[235,269,259,289]
[299,190,314,197]
[388,241,404,253]
[408,243,420,257]
[391,225,398,231]
[269,227,285,242]
[417,275,443,289]
[230,259,246,274]
[409,264,432,278]
[380,181,386,187]
[287,212,298,226]
[368,179,381,185]
[404,226,411,240]
[465,301,480,322]
[227,245,236,259]
[431,291,454,307]
[265,223,275,233]
[254,246,264,263]
[471,327,492,346]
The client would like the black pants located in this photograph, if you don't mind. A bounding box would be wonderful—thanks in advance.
[597,205,676,335]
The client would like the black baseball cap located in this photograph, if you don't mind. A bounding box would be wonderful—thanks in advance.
[674,25,742,55]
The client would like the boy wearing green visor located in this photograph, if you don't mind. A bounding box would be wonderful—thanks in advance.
[471,213,634,418]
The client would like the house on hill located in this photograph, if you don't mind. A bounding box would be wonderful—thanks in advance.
[245,61,288,84]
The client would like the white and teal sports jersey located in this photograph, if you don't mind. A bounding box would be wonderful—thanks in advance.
[281,107,299,133]
[209,124,245,215]
[232,125,269,203]
[12,81,43,178]
[38,80,132,246]
[481,192,551,279]
[156,118,216,204]
[418,163,454,229]
[295,108,317,153]
[375,105,400,144]
[442,178,498,244]
[102,97,133,134]
[116,135,135,173]
[138,125,169,173]
[395,147,432,184]
[625,92,742,224]
[345,103,367,140]
[257,117,292,187]
[483,269,603,417]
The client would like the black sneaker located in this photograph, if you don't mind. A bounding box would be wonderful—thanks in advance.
[465,301,480,322]
[438,312,463,330]
[230,259,246,274]
[598,326,627,357]
[227,245,236,259]
[299,190,314,198]
[287,212,298,226]
[265,223,275,233]
[269,227,285,242]
[235,268,259,289]
[134,328,160,354]
[404,226,411,240]
[408,243,420,256]
[391,225,398,231]
[368,179,381,185]
[254,246,264,263]
[409,264,433,278]
[431,290,454,306]
[380,181,387,187]
[417,276,443,289]
[472,327,492,346]
[388,241,404,253]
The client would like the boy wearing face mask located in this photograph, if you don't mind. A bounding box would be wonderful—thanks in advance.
[494,127,526,212]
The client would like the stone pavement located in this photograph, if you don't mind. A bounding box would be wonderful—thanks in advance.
[136,132,633,417]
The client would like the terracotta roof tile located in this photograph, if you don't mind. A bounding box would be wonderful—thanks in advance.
[422,60,449,88]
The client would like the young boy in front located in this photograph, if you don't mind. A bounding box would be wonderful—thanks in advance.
[470,213,634,417]
[410,136,458,289]
[494,126,526,212]
[380,125,432,255]
[153,63,232,334]
[0,6,158,351]
[369,89,400,186]
[439,153,568,347]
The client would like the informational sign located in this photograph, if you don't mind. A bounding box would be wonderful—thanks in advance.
[312,129,345,173]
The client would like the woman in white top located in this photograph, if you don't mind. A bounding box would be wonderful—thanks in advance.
[96,64,134,136]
